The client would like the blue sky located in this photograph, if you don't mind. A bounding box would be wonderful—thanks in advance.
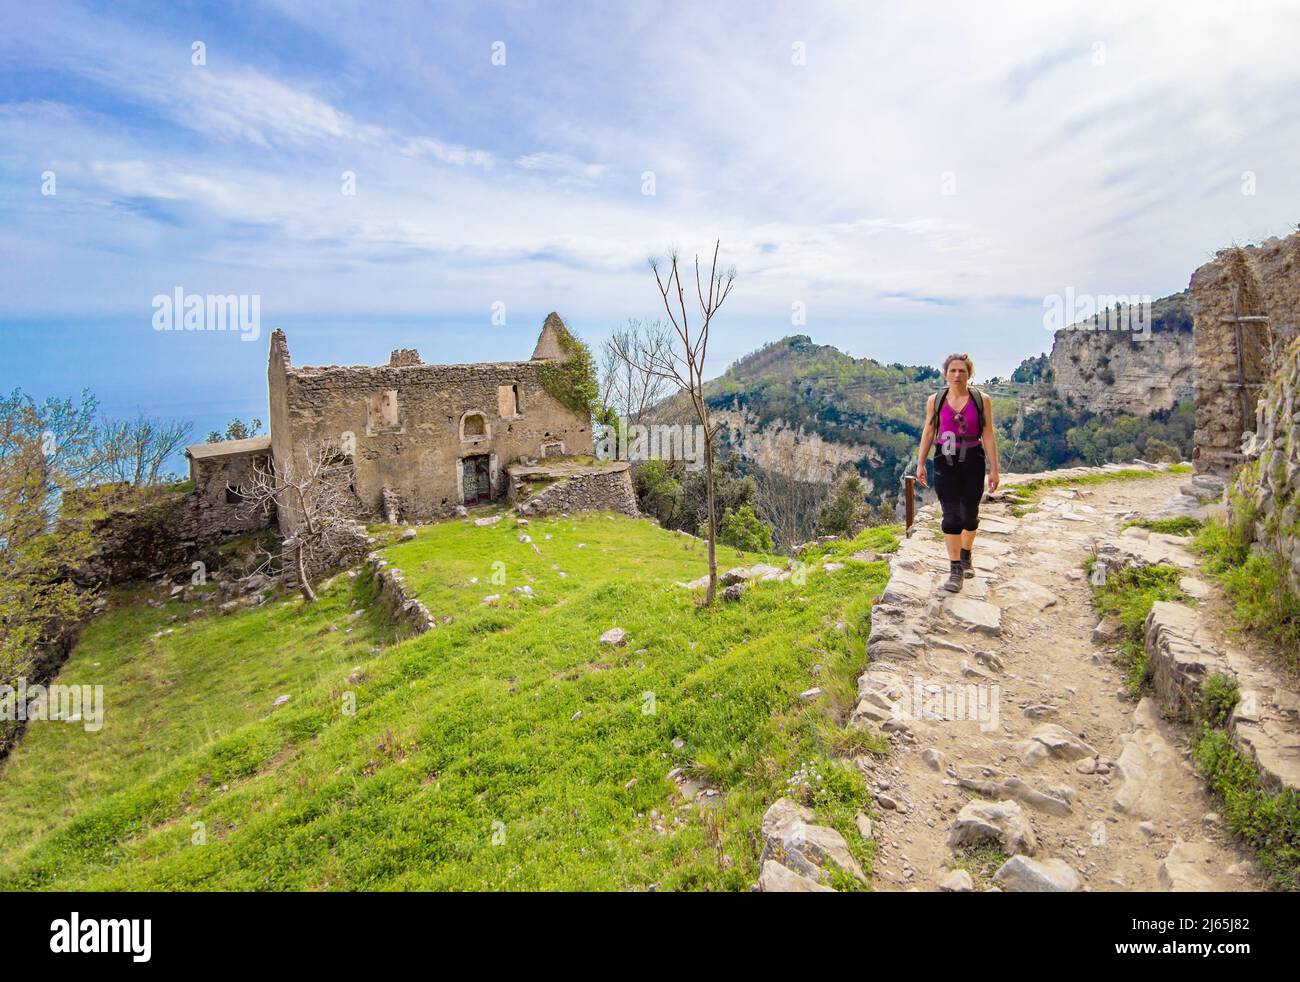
[3,0,1299,445]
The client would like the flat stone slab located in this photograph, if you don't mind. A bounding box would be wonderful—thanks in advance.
[993,578,1059,611]
[1113,699,1178,819]
[1158,841,1219,891]
[1144,601,1229,719]
[942,595,1003,635]
[1230,693,1300,795]
[882,566,936,605]
[977,517,1019,535]
[759,859,834,892]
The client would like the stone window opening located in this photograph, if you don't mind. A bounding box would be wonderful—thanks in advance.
[540,441,565,457]
[460,411,490,442]
[225,484,244,504]
[367,389,401,432]
[498,382,522,418]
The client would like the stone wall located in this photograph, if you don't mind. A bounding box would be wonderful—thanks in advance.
[1229,334,1300,594]
[300,518,373,582]
[512,463,639,518]
[1191,234,1300,476]
[188,448,276,539]
[267,318,594,534]
[364,551,436,636]
[60,482,206,585]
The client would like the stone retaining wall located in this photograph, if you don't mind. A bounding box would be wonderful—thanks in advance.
[364,552,436,636]
[514,465,638,518]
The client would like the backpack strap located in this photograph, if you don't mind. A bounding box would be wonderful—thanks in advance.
[931,386,948,432]
[970,387,987,435]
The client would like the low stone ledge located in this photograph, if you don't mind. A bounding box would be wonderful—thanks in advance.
[365,551,436,636]
[1143,601,1230,720]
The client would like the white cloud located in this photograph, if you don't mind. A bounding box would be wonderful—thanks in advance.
[514,152,608,184]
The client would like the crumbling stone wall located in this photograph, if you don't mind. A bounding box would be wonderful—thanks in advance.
[267,316,594,534]
[299,518,372,582]
[1229,334,1300,594]
[365,552,436,636]
[60,483,204,585]
[188,448,275,538]
[513,464,638,518]
[1191,233,1300,475]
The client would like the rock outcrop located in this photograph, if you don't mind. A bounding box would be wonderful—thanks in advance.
[1047,293,1194,416]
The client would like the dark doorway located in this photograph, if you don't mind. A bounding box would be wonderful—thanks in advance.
[462,454,492,505]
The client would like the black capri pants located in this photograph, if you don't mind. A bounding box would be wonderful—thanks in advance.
[932,444,986,534]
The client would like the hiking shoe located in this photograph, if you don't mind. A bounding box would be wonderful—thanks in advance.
[942,561,964,592]
[960,548,974,578]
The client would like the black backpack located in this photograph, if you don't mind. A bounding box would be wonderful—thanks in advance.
[930,386,986,436]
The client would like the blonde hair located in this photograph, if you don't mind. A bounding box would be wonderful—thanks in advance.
[942,352,975,378]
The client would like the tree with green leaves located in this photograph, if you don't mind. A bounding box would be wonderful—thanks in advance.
[815,468,871,538]
[0,391,99,746]
[716,503,773,553]
[205,417,263,443]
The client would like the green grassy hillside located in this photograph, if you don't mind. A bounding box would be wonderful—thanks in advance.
[0,512,897,891]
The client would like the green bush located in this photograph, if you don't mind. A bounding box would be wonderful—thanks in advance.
[1200,673,1240,727]
[716,504,773,553]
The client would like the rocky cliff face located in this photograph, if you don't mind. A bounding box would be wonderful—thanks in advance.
[1047,293,1194,416]
[714,407,882,489]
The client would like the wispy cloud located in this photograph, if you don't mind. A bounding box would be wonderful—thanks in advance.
[3,0,1300,386]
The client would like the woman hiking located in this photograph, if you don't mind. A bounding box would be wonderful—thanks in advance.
[916,353,1001,593]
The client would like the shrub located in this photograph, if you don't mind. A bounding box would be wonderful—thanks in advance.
[716,504,773,553]
[1200,672,1240,727]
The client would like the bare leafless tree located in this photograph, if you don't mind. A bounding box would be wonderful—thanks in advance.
[92,414,193,486]
[613,241,735,602]
[242,442,362,603]
[601,319,675,426]
[752,465,826,554]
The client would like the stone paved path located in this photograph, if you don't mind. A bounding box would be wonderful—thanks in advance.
[857,465,1271,892]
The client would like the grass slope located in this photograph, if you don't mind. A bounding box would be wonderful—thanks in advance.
[0,513,896,891]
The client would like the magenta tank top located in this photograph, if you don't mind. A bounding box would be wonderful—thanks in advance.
[939,394,981,451]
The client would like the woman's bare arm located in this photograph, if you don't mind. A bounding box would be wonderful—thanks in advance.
[917,394,936,485]
[981,392,1000,489]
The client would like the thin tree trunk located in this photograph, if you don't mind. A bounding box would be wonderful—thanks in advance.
[296,544,317,603]
[704,429,717,602]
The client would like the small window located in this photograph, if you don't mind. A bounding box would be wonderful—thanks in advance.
[540,441,565,458]
[367,390,400,430]
[225,485,243,504]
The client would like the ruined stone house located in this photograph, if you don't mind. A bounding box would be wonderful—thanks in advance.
[185,313,596,537]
